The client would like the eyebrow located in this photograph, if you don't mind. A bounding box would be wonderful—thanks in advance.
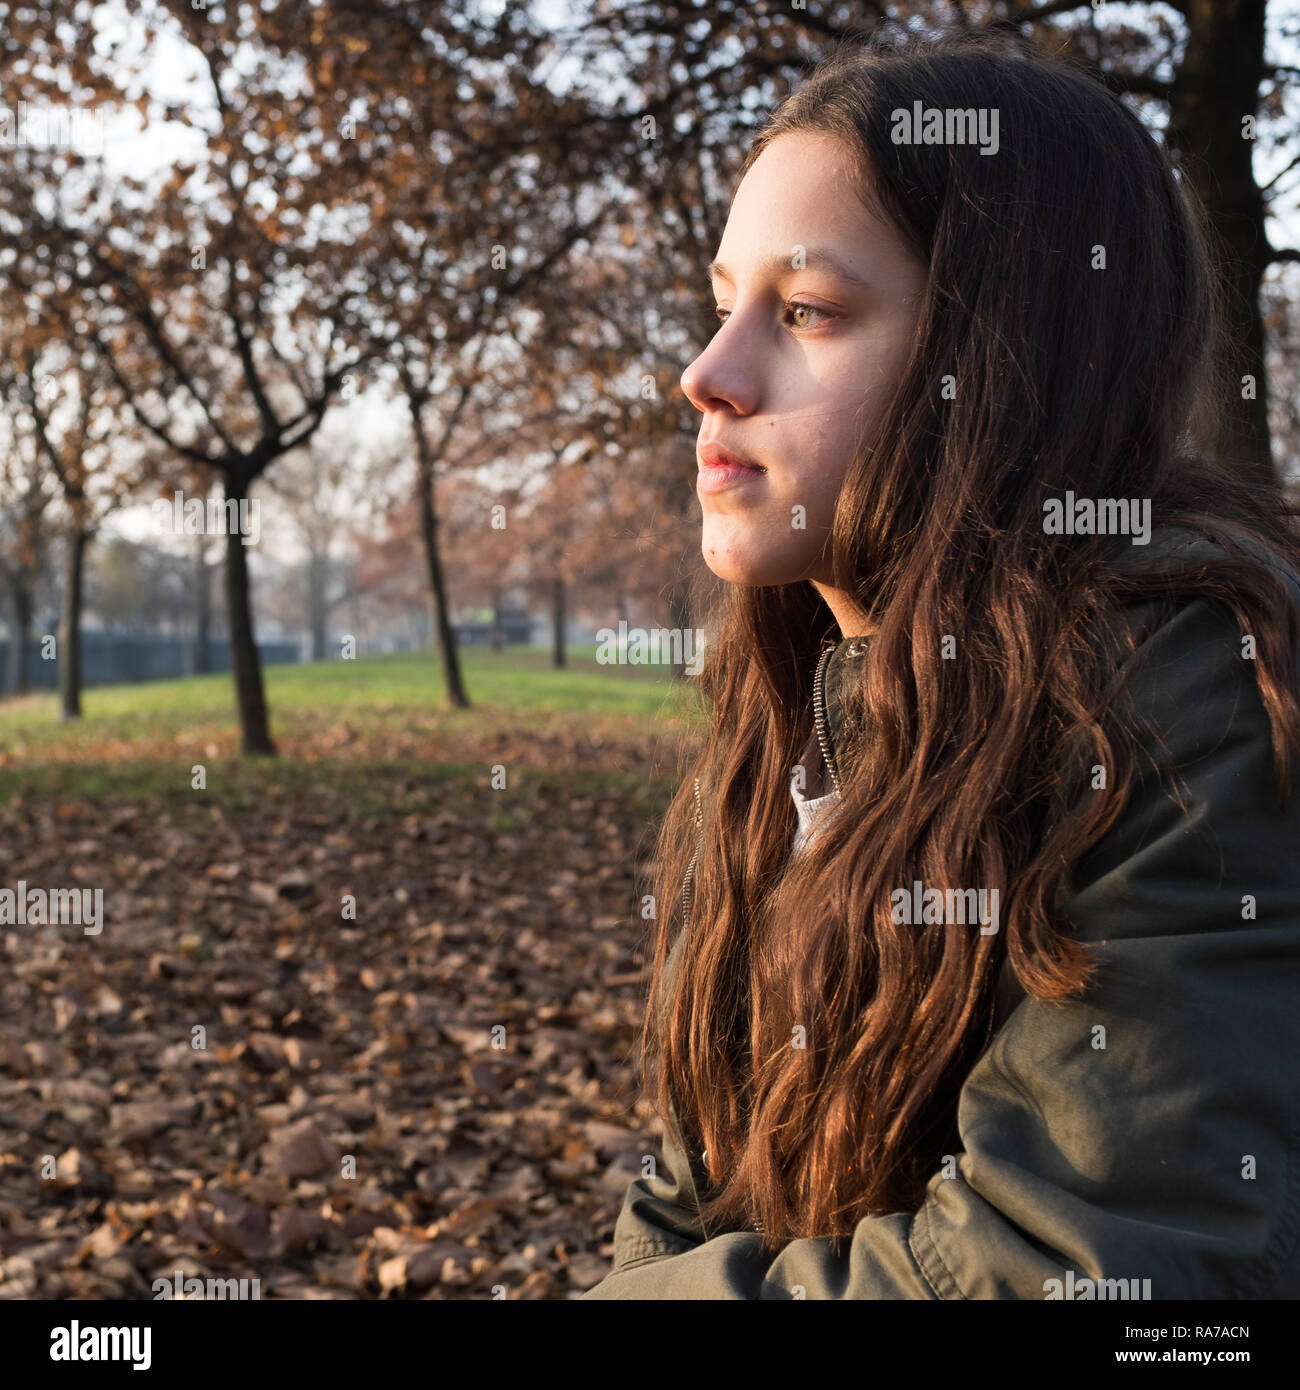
[706,247,873,291]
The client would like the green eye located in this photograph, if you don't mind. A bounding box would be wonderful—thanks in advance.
[786,301,832,329]
[711,302,834,329]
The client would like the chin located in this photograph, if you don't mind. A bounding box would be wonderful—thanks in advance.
[702,554,768,585]
[700,523,816,586]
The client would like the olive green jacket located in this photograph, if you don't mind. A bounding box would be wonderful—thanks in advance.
[583,527,1300,1300]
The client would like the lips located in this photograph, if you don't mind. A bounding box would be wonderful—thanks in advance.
[698,441,764,472]
[696,440,767,495]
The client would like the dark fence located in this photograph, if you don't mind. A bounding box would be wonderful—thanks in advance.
[0,631,301,692]
[455,618,536,646]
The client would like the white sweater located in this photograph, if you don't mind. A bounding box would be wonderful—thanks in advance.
[790,731,840,855]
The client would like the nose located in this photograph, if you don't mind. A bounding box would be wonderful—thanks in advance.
[680,323,758,417]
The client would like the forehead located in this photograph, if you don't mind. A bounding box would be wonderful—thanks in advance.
[717,129,913,283]
[726,131,876,250]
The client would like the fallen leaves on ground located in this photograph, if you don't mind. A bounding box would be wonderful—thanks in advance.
[0,713,696,1299]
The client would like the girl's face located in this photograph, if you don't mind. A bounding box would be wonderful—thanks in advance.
[681,130,929,589]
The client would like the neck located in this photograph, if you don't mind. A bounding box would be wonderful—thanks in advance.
[810,580,876,641]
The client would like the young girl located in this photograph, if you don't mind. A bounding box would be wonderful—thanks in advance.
[583,34,1300,1300]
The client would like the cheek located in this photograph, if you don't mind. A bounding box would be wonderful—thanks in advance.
[788,416,859,518]
[697,383,879,584]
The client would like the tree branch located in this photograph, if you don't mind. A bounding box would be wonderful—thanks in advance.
[223,264,281,438]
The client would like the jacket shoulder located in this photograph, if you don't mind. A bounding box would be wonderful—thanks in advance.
[1102,524,1300,743]
[1107,522,1300,617]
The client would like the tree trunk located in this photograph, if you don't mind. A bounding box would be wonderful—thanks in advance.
[5,578,33,695]
[308,551,327,661]
[223,479,276,755]
[193,543,212,674]
[412,417,469,709]
[1167,0,1274,484]
[551,574,566,669]
[666,579,692,683]
[489,582,503,652]
[58,526,89,720]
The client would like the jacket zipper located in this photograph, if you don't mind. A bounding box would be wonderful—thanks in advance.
[813,639,843,795]
[680,775,704,924]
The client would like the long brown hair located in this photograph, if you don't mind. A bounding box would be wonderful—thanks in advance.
[644,32,1300,1246]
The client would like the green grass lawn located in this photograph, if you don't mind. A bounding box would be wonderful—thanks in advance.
[0,645,705,813]
[0,645,704,739]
